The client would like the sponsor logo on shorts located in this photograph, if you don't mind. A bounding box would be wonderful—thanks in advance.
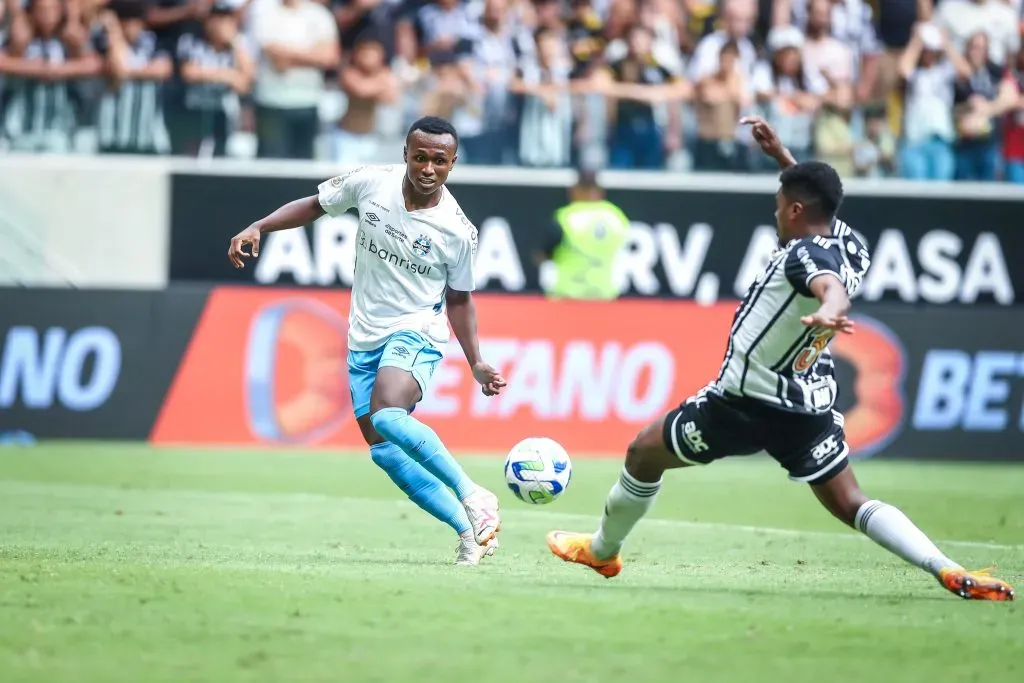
[683,421,710,454]
[810,434,841,465]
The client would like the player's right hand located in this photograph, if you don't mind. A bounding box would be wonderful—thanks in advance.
[740,116,783,157]
[228,225,261,269]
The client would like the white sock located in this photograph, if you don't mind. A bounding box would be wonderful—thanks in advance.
[854,500,962,577]
[591,468,662,560]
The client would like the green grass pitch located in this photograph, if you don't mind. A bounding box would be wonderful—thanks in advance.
[1,443,1022,683]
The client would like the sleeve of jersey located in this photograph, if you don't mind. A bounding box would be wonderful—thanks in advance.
[446,227,478,292]
[316,168,370,217]
[784,241,843,298]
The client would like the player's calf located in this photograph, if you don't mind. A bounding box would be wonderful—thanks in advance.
[589,416,684,561]
[811,467,1014,600]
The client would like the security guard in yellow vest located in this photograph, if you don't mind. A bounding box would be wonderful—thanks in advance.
[537,170,631,300]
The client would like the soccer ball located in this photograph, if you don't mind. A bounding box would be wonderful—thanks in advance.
[503,437,572,505]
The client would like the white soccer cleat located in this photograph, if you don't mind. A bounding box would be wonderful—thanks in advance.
[461,487,501,545]
[454,536,498,566]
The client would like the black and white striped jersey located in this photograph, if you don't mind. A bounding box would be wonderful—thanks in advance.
[1,37,77,147]
[94,29,170,153]
[709,219,871,415]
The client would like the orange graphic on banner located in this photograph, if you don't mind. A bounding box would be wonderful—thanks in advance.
[151,288,906,457]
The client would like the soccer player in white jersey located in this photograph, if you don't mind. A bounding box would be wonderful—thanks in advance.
[227,117,504,565]
[546,116,1015,601]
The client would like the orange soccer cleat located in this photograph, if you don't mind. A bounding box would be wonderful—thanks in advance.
[938,567,1015,601]
[546,531,623,578]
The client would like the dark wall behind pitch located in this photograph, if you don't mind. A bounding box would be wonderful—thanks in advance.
[0,287,209,438]
[168,172,1023,307]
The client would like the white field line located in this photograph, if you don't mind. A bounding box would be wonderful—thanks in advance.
[5,481,1020,553]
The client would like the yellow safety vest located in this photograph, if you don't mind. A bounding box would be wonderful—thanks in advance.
[550,200,631,300]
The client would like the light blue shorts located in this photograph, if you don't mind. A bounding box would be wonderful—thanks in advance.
[347,330,443,419]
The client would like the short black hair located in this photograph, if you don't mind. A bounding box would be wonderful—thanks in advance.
[779,161,844,222]
[406,116,459,150]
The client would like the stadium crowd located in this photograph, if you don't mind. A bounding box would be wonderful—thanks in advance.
[1,0,1023,180]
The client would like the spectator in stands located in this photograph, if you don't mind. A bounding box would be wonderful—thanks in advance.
[335,30,398,162]
[800,0,854,175]
[853,102,897,176]
[693,39,750,170]
[94,2,173,155]
[689,0,758,85]
[511,25,573,167]
[0,0,102,153]
[776,0,881,105]
[604,23,684,169]
[873,0,920,130]
[566,0,605,80]
[173,1,253,156]
[419,49,479,129]
[953,30,1018,179]
[1004,45,1024,182]
[250,0,338,159]
[398,0,478,64]
[898,21,967,180]
[147,0,209,54]
[935,0,1020,68]
[752,25,825,168]
[461,0,516,164]
[333,0,404,56]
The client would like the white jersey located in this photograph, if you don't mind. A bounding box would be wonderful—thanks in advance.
[710,219,871,415]
[316,165,478,352]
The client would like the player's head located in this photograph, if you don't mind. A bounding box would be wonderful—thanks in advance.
[570,168,603,202]
[775,161,843,242]
[404,116,459,196]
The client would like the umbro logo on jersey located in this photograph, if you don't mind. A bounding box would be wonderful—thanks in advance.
[365,213,380,223]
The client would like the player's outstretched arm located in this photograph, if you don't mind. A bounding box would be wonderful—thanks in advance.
[445,288,507,397]
[228,195,325,269]
[740,116,798,170]
[802,274,854,334]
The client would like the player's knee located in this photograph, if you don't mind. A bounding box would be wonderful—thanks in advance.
[356,415,387,446]
[812,470,868,528]
[624,429,670,482]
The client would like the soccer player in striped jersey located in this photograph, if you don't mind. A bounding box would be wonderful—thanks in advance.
[547,116,1015,601]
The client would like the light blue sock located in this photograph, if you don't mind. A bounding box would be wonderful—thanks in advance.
[370,407,476,501]
[370,442,471,534]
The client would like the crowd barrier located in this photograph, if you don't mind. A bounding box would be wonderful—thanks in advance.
[2,287,1022,461]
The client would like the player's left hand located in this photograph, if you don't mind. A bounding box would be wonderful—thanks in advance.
[472,361,506,397]
[229,225,261,269]
[801,311,856,334]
